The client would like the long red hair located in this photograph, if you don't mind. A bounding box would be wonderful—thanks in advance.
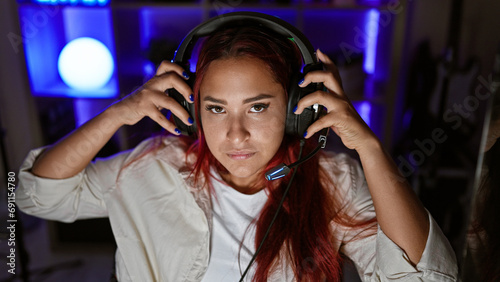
[180,26,372,281]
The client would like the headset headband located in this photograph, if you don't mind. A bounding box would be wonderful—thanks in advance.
[173,11,317,67]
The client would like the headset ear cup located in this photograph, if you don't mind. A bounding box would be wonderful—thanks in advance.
[286,72,301,136]
[286,73,316,137]
[286,63,324,137]
[169,73,198,136]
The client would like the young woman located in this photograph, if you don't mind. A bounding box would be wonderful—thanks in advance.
[17,20,458,281]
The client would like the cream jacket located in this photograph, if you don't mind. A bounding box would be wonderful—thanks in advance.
[17,136,458,281]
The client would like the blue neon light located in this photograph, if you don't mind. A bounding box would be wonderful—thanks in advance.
[73,99,111,126]
[74,99,96,127]
[354,101,372,127]
[143,61,155,79]
[363,9,380,74]
[33,0,110,6]
[58,37,115,91]
[357,0,383,5]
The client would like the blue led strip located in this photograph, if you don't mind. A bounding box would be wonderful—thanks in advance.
[363,9,380,74]
[32,0,110,6]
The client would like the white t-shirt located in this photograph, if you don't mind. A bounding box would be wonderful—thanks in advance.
[201,174,268,282]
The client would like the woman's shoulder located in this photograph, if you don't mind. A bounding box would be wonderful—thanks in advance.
[318,150,366,199]
[319,151,363,178]
[124,135,194,170]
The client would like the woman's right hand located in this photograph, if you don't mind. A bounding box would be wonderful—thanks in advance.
[111,60,194,135]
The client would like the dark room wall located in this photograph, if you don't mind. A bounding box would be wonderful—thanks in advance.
[0,1,43,178]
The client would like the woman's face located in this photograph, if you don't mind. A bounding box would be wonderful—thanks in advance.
[199,56,287,193]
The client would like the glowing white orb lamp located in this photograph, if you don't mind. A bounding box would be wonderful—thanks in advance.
[58,37,114,91]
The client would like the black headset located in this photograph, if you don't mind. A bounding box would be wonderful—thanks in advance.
[169,11,324,137]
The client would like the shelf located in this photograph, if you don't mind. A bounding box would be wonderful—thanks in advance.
[109,0,391,10]
[17,0,403,144]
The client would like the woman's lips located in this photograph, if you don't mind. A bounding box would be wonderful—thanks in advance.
[227,151,256,160]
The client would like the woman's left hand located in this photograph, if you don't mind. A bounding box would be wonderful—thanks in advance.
[298,51,431,266]
[294,49,379,152]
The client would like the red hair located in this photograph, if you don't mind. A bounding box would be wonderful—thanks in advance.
[180,26,375,281]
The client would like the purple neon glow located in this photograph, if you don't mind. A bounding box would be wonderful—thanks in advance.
[357,0,383,5]
[354,101,372,127]
[32,0,110,5]
[74,99,112,126]
[363,9,380,74]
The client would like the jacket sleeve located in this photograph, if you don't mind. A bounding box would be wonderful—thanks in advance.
[324,152,459,281]
[16,146,131,223]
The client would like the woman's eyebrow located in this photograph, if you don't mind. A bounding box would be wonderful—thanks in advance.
[202,94,275,105]
[203,96,226,105]
[243,94,274,104]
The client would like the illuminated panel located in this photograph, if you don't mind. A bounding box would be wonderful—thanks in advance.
[30,0,110,6]
[19,5,65,96]
[19,5,117,98]
[61,7,117,97]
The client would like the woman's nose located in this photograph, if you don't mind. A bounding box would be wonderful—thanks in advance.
[226,115,250,144]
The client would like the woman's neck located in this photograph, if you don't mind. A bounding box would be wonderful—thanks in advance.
[218,171,266,195]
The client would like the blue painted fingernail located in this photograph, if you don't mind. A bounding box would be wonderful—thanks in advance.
[189,94,194,102]
[303,131,308,138]
[175,128,181,135]
[188,117,194,124]
[182,71,190,79]
[293,105,297,113]
[298,78,304,85]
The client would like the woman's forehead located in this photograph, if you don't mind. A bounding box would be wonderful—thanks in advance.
[199,57,285,102]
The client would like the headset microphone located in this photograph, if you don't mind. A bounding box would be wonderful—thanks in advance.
[265,127,329,181]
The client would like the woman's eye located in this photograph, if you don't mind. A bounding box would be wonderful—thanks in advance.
[250,103,269,113]
[206,105,225,114]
